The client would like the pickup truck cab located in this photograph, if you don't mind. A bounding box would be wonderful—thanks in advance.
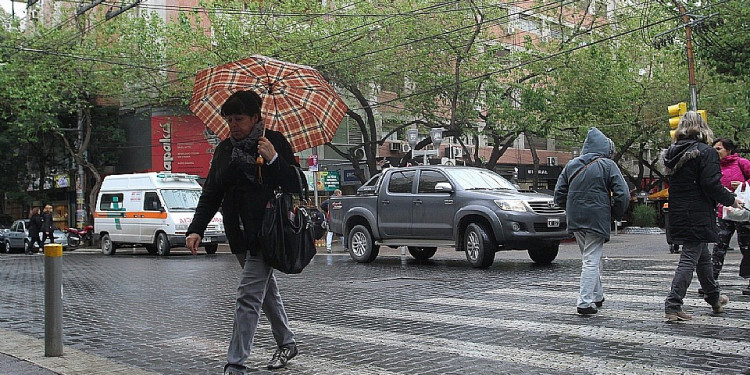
[329,166,570,268]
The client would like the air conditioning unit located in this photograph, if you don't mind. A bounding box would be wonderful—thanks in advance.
[441,157,456,166]
[401,143,411,153]
[389,142,400,151]
[547,156,558,166]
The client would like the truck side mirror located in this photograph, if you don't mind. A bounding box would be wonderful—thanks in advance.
[434,182,453,192]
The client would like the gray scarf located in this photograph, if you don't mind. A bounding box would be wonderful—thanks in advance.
[230,120,265,183]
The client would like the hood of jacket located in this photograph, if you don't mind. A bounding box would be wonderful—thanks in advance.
[579,127,615,162]
[663,139,701,174]
[720,153,740,168]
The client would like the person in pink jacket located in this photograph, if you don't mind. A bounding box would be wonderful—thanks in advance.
[712,138,750,296]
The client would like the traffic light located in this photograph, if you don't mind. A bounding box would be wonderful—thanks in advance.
[697,109,708,124]
[668,102,687,139]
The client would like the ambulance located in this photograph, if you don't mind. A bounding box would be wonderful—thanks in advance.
[94,172,226,256]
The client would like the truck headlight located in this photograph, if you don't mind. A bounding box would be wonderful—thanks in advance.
[175,224,189,232]
[494,200,529,212]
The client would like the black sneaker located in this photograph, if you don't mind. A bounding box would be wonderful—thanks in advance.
[595,297,605,308]
[267,344,298,370]
[577,306,598,315]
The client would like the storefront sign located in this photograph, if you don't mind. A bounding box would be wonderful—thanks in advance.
[151,116,218,178]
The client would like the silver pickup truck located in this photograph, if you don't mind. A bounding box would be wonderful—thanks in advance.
[329,166,570,268]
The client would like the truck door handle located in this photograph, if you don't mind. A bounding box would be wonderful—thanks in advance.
[414,199,423,205]
[382,199,390,205]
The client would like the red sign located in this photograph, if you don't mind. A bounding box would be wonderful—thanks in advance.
[151,115,220,178]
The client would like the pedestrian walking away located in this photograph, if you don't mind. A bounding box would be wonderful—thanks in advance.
[554,127,630,315]
[710,138,750,295]
[41,204,55,244]
[186,91,301,374]
[321,189,345,252]
[662,111,741,321]
[26,207,44,255]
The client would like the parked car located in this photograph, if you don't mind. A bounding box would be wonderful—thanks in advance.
[2,219,68,253]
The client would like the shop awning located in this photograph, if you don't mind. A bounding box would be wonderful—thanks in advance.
[648,188,669,200]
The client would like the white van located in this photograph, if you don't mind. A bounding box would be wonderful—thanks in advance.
[94,172,226,256]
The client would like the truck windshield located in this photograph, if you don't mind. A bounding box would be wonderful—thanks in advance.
[446,169,517,191]
[160,189,202,211]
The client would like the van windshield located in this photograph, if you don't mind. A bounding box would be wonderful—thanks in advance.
[160,189,202,211]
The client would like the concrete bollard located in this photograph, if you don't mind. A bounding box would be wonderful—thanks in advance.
[44,243,63,357]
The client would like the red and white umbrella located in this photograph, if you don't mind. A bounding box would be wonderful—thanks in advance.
[189,55,348,152]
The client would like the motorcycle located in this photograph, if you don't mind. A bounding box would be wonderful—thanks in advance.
[66,225,94,249]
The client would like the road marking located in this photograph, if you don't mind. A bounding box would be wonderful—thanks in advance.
[292,321,701,375]
[485,289,750,309]
[0,327,159,375]
[353,308,750,357]
[161,335,402,375]
[419,297,750,329]
[535,280,749,292]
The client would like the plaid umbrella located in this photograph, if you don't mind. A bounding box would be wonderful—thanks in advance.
[189,55,348,152]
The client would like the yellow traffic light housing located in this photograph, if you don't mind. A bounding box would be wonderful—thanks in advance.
[697,109,707,124]
[668,102,687,129]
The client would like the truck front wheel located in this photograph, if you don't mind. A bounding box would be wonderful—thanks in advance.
[101,234,117,255]
[464,223,495,269]
[528,242,559,265]
[408,246,437,261]
[348,225,379,263]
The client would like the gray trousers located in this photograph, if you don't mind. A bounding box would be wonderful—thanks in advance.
[665,241,721,313]
[226,251,295,370]
[574,231,604,309]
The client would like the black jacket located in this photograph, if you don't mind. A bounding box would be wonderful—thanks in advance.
[664,139,735,243]
[28,214,43,237]
[42,212,54,232]
[187,129,302,255]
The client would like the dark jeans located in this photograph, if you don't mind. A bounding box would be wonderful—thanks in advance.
[26,235,44,254]
[665,242,720,313]
[712,218,750,279]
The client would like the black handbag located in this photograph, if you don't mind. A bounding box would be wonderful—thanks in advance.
[259,168,317,274]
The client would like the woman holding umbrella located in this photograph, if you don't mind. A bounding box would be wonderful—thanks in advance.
[186,90,301,374]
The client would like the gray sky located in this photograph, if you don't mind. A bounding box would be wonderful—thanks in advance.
[1,0,26,18]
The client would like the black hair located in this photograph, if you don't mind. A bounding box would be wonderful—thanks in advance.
[712,138,737,154]
[220,90,263,117]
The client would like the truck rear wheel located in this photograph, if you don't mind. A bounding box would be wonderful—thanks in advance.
[204,244,218,254]
[101,234,117,255]
[348,225,379,263]
[464,223,495,269]
[408,246,437,261]
[156,233,171,256]
[528,243,559,265]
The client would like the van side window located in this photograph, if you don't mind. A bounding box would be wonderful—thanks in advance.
[144,192,162,211]
[100,193,125,211]
[388,171,415,194]
[418,170,450,193]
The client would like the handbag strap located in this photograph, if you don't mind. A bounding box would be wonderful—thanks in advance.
[569,156,601,184]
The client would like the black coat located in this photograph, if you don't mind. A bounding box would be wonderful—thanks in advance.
[187,129,302,255]
[28,213,43,237]
[664,139,735,243]
[42,212,54,232]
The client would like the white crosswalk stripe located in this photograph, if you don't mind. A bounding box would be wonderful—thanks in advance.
[293,321,698,375]
[418,297,750,329]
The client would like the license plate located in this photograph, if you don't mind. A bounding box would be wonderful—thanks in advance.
[547,218,560,228]
[202,237,212,243]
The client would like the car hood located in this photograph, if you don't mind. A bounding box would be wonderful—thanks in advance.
[464,189,554,201]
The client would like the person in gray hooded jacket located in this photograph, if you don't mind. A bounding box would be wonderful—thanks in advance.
[554,127,630,315]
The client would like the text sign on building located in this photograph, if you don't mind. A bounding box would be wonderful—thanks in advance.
[151,116,220,178]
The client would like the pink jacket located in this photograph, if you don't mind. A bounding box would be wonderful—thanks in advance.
[719,153,750,190]
[717,153,750,218]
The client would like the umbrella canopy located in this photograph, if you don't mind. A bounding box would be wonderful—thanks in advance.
[189,55,348,152]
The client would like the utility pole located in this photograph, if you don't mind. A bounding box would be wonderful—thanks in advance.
[672,0,698,111]
[75,111,86,229]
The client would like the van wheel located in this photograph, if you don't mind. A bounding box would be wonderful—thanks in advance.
[145,245,157,255]
[528,243,559,265]
[156,233,171,256]
[1,239,8,253]
[204,244,218,254]
[464,223,495,269]
[101,234,117,255]
[408,246,437,261]
[348,225,379,263]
